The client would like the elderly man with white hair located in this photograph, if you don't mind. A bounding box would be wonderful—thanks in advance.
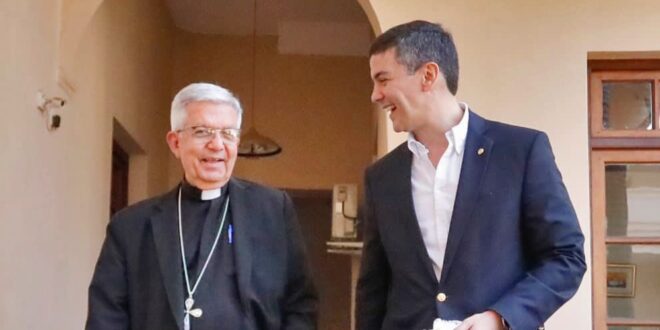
[86,83,318,330]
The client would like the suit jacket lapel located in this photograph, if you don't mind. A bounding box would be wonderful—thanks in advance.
[227,178,253,314]
[392,145,437,283]
[440,112,493,284]
[150,188,184,330]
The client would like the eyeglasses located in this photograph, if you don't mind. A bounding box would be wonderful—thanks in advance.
[177,126,241,144]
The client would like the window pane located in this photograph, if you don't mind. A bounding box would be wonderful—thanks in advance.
[605,164,660,237]
[603,82,653,130]
[607,245,660,320]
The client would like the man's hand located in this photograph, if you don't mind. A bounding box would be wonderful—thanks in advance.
[454,310,505,330]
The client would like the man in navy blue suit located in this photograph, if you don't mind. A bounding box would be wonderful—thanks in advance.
[356,21,586,330]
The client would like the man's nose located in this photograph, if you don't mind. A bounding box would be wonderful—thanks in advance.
[371,85,383,103]
[207,132,226,150]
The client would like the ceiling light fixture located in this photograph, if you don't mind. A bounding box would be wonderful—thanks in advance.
[237,0,282,157]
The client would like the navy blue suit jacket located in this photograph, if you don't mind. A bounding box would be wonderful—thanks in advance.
[86,178,318,330]
[356,111,586,330]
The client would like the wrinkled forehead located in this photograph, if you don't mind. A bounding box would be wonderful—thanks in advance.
[183,101,240,125]
[184,100,239,114]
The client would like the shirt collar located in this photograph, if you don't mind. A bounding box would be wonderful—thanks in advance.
[181,180,224,201]
[407,102,470,156]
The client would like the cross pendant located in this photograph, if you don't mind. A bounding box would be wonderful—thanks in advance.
[183,297,203,330]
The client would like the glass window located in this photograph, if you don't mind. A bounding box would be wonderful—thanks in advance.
[606,245,660,321]
[602,82,653,130]
[590,62,660,329]
[605,164,660,237]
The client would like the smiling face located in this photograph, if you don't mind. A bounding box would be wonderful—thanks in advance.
[166,101,240,190]
[370,48,427,133]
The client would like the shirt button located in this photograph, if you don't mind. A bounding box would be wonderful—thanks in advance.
[436,293,447,302]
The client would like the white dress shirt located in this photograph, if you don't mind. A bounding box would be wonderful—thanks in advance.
[407,103,469,281]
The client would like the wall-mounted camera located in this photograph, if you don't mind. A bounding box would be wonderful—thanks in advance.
[36,92,66,131]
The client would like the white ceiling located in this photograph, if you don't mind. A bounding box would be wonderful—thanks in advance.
[164,0,369,36]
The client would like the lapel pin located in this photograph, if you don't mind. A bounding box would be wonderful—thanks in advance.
[477,148,485,156]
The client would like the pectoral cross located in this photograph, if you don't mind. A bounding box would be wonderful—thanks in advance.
[183,297,203,330]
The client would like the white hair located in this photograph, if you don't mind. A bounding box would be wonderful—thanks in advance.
[170,82,243,130]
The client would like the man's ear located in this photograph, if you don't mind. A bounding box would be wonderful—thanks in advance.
[166,131,181,159]
[421,62,444,92]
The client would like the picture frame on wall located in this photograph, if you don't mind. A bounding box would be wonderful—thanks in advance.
[607,264,636,298]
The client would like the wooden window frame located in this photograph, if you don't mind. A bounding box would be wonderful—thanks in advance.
[590,60,660,329]
[589,71,660,139]
[591,150,660,329]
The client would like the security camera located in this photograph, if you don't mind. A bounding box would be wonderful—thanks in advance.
[46,103,64,130]
[49,114,61,129]
[36,92,67,131]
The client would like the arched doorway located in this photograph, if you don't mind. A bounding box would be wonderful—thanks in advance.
[64,0,380,329]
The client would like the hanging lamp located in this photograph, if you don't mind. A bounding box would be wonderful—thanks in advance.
[237,0,282,157]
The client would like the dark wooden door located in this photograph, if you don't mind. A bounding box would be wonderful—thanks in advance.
[110,141,129,217]
[289,190,351,330]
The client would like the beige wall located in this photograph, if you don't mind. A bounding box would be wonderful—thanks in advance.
[0,0,174,328]
[368,0,660,328]
[170,32,375,190]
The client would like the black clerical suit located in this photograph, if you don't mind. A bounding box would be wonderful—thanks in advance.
[86,178,318,330]
[177,182,242,329]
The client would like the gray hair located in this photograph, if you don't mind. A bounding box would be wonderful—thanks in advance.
[170,82,243,130]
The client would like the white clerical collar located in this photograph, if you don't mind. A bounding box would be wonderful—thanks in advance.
[181,180,224,201]
[201,188,222,201]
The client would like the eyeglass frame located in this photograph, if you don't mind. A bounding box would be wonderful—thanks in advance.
[176,126,241,144]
